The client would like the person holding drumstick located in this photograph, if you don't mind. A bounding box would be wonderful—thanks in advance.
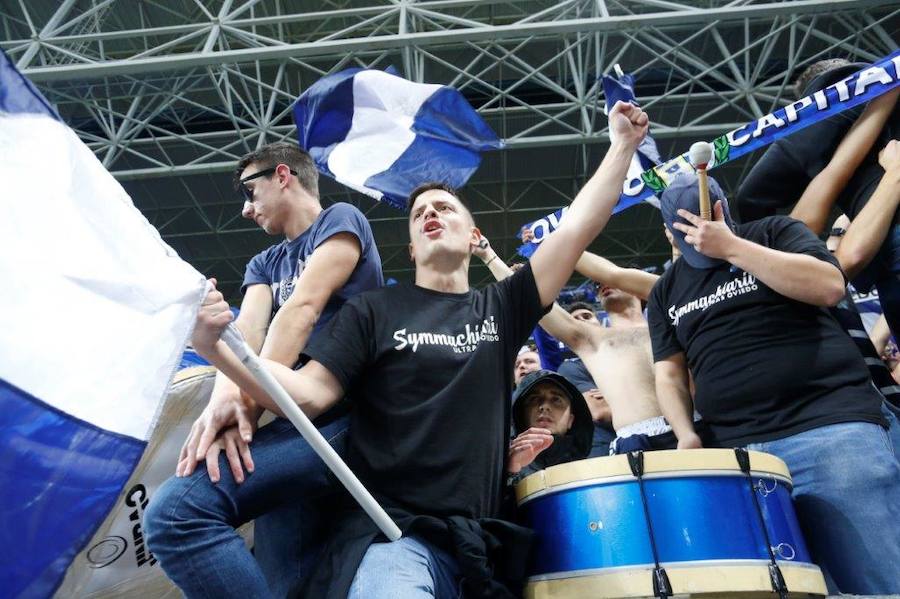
[647,172,900,595]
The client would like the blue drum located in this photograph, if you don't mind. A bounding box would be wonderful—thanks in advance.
[516,449,827,598]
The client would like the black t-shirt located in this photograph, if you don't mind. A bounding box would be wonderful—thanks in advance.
[303,264,548,520]
[736,105,900,223]
[648,216,885,446]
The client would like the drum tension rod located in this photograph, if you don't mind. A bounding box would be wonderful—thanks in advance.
[734,448,788,599]
[627,451,673,599]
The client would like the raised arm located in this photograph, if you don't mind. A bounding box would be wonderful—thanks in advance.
[674,202,845,307]
[530,101,648,306]
[472,233,596,351]
[835,140,900,279]
[790,89,899,234]
[575,251,658,301]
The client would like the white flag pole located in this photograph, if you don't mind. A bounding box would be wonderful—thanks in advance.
[220,324,402,542]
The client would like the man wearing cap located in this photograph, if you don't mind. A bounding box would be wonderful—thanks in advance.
[146,142,383,597]
[648,172,900,595]
[507,370,594,483]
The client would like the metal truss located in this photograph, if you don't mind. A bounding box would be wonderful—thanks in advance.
[2,0,897,299]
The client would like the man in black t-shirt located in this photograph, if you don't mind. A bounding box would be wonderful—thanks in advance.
[648,173,900,595]
[189,101,649,598]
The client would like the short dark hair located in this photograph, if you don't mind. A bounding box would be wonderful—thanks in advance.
[235,142,319,198]
[406,182,465,213]
[565,302,594,315]
[794,58,851,99]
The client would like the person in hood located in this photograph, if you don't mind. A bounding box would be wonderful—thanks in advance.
[507,370,593,482]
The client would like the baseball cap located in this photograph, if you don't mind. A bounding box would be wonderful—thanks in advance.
[660,172,734,269]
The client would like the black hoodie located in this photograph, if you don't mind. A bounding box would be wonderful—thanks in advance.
[510,370,594,481]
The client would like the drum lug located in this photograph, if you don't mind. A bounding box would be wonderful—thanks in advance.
[652,566,673,599]
[768,562,788,598]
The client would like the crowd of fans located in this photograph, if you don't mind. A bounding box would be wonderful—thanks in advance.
[142,59,900,598]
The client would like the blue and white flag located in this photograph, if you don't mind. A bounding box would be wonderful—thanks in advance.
[0,50,206,598]
[517,67,662,257]
[602,68,663,211]
[294,68,502,210]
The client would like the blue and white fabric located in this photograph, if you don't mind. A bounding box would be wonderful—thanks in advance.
[518,67,662,257]
[293,68,501,210]
[0,50,206,598]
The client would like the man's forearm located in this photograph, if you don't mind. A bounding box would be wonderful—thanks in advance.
[575,251,658,300]
[530,140,635,305]
[837,173,900,279]
[656,376,695,440]
[260,302,318,367]
[563,141,634,247]
[479,248,514,281]
[726,238,845,306]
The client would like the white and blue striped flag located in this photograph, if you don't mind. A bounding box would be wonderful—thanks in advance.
[0,50,207,597]
[293,68,502,210]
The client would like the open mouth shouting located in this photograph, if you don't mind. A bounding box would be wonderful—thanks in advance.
[423,219,444,239]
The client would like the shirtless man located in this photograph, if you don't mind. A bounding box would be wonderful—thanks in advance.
[475,239,687,453]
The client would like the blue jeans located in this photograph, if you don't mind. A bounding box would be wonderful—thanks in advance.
[348,535,461,599]
[144,415,349,599]
[884,400,900,458]
[588,424,616,458]
[745,421,900,595]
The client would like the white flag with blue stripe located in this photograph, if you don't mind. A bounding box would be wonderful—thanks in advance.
[0,50,207,598]
[293,68,502,210]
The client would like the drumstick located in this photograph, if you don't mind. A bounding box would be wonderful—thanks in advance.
[220,322,403,542]
[689,141,714,221]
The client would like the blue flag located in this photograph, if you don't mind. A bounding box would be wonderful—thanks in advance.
[518,67,663,257]
[0,50,207,597]
[293,68,502,210]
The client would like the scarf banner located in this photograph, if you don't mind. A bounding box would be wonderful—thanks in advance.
[518,50,900,258]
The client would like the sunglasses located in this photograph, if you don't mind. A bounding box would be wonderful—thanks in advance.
[239,166,298,203]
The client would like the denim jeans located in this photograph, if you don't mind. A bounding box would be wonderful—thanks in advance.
[144,415,349,599]
[745,421,900,595]
[348,535,461,599]
[884,400,900,458]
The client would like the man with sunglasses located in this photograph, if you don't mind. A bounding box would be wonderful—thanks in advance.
[145,142,383,597]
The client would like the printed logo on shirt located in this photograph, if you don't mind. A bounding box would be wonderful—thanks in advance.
[668,272,758,325]
[271,257,306,306]
[393,316,500,354]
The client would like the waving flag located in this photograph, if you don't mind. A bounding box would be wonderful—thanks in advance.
[293,68,502,210]
[0,50,206,598]
[517,67,663,257]
[602,68,664,211]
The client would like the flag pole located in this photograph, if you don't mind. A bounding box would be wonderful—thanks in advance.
[220,324,402,542]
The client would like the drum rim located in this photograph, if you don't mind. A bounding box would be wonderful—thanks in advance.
[516,449,792,505]
[524,559,828,598]
[527,558,822,583]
